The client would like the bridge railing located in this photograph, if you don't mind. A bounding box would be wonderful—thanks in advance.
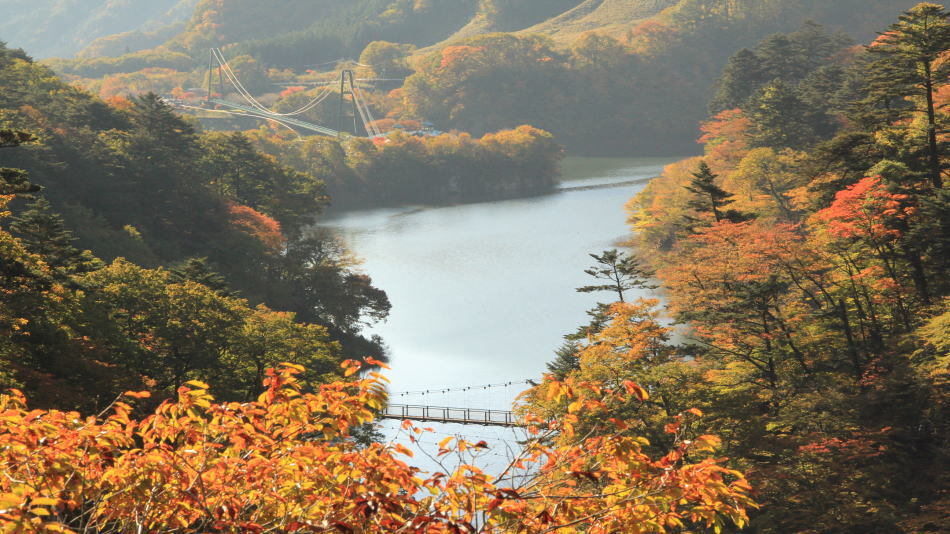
[380,404,518,427]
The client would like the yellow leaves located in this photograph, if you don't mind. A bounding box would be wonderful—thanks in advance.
[690,435,722,453]
[0,365,753,533]
[342,359,362,377]
[567,400,583,414]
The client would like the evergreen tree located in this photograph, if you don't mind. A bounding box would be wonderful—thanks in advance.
[866,2,950,188]
[0,130,39,195]
[576,249,655,303]
[10,197,99,275]
[169,257,233,296]
[748,80,817,150]
[685,161,735,223]
[709,48,764,113]
[546,342,580,380]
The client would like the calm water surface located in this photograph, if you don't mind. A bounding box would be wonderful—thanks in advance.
[320,157,677,406]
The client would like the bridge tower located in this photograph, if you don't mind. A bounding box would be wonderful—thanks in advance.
[337,69,363,137]
[206,49,223,103]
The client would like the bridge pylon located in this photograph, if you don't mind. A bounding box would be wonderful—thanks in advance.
[337,69,363,137]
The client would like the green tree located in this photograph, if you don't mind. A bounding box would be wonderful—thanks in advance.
[358,40,415,78]
[169,257,232,296]
[199,131,328,234]
[10,197,100,276]
[81,259,248,391]
[866,2,950,188]
[710,48,765,113]
[546,342,580,380]
[685,161,735,223]
[576,249,655,303]
[0,130,39,195]
[748,79,817,149]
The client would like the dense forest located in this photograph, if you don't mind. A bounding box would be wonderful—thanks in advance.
[0,42,391,409]
[536,5,950,531]
[0,1,948,533]
[248,125,561,208]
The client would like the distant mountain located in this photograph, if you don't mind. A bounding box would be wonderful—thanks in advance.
[433,0,676,49]
[25,0,926,155]
[0,0,198,59]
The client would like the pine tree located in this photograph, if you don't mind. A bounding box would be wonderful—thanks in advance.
[866,2,950,188]
[170,257,233,296]
[546,342,580,380]
[576,249,655,303]
[10,197,98,275]
[748,80,817,150]
[0,130,40,195]
[709,48,765,113]
[685,161,735,223]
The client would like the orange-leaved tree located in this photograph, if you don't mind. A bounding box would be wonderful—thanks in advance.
[0,360,754,533]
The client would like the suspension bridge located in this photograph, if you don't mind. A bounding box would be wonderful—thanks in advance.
[376,380,535,427]
[170,48,386,139]
[178,50,532,428]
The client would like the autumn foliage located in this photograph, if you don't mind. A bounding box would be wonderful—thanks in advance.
[226,202,287,251]
[0,361,753,533]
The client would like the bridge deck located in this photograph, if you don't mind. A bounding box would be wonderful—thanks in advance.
[208,99,342,137]
[380,404,520,427]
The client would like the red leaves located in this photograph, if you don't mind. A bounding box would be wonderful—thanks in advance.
[226,202,287,251]
[817,176,912,241]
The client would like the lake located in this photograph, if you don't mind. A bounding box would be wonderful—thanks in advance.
[319,156,677,460]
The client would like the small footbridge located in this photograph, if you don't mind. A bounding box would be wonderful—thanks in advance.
[379,380,535,428]
[379,404,519,427]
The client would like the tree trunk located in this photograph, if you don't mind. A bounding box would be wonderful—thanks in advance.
[923,62,943,189]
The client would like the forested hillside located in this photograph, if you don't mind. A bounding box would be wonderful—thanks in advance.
[35,0,922,155]
[0,0,198,59]
[0,2,948,532]
[0,42,391,409]
[532,5,950,530]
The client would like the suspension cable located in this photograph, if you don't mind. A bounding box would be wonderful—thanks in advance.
[178,102,302,140]
[213,48,271,112]
[352,86,381,137]
[213,48,335,117]
[389,380,536,398]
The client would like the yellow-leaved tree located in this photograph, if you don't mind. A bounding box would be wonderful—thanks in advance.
[0,359,753,533]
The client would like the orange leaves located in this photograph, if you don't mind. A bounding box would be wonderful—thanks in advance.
[226,202,287,251]
[699,108,752,168]
[279,85,306,99]
[122,390,151,399]
[623,380,650,402]
[0,361,753,533]
[438,45,485,69]
[816,176,912,242]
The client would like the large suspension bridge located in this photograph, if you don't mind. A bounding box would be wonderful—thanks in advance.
[171,48,385,139]
[177,50,532,428]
